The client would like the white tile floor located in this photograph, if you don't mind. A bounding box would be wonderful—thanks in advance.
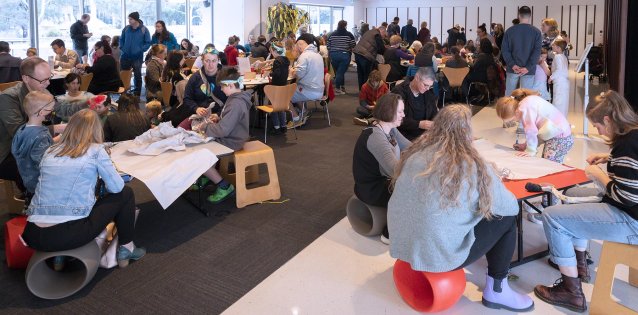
[223,64,638,315]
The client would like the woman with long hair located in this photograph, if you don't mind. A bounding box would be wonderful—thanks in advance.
[534,91,638,313]
[475,23,496,46]
[21,109,145,268]
[389,104,533,312]
[145,44,167,101]
[103,93,150,142]
[541,18,560,66]
[151,20,179,51]
[75,40,123,94]
[445,46,469,68]
[180,38,198,57]
[162,51,188,108]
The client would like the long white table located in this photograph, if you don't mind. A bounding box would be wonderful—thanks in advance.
[110,140,233,210]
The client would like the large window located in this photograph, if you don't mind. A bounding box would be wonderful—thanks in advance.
[37,0,82,62]
[292,3,345,36]
[0,0,30,57]
[191,0,212,50]
[89,0,124,49]
[126,0,157,29]
[161,0,187,43]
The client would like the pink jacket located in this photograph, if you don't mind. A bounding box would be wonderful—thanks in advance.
[519,95,571,156]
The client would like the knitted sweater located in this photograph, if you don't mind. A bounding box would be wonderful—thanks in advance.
[388,149,518,272]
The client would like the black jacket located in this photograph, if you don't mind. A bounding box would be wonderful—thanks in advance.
[392,78,438,140]
[270,56,290,86]
[465,53,497,84]
[70,20,89,50]
[251,43,269,60]
[86,55,123,94]
[0,53,21,84]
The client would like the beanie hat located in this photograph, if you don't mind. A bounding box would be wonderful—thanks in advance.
[128,12,141,23]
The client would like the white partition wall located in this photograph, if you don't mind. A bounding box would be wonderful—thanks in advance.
[356,0,604,60]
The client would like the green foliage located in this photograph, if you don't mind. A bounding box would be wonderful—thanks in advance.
[266,2,309,38]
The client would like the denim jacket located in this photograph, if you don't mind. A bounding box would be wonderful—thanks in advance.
[27,143,124,224]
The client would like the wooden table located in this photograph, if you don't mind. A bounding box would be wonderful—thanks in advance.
[504,168,591,267]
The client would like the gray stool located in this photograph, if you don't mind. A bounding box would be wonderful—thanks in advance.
[346,195,387,236]
[25,241,100,299]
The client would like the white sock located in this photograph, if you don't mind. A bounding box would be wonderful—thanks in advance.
[122,242,135,252]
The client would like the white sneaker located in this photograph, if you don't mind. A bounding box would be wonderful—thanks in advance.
[380,234,390,245]
[527,212,544,225]
[523,201,544,213]
[334,89,345,95]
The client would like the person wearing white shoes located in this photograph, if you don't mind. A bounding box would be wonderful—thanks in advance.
[388,104,534,312]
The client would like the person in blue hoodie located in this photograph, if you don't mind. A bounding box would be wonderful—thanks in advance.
[120,12,152,95]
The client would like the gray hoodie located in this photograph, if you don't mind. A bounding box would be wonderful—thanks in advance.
[204,91,252,151]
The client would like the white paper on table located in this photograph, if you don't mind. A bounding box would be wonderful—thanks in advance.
[129,122,213,156]
[110,140,222,209]
[237,57,251,74]
[473,139,573,180]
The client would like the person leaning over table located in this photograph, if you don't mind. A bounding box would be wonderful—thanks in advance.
[392,67,438,141]
[50,39,79,69]
[196,68,253,204]
[383,35,414,83]
[75,40,124,95]
[534,91,638,313]
[353,25,387,90]
[353,93,410,244]
[288,33,325,125]
[414,42,438,70]
[389,104,534,313]
[21,109,145,268]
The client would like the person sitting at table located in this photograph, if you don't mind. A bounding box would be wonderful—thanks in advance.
[445,46,469,68]
[354,70,389,125]
[0,41,22,84]
[160,80,188,127]
[191,44,226,72]
[180,38,199,57]
[54,73,94,122]
[383,35,414,83]
[162,51,188,108]
[12,91,58,196]
[103,93,150,142]
[266,41,291,135]
[251,35,269,60]
[462,38,498,100]
[151,20,180,52]
[75,40,123,95]
[183,47,227,120]
[414,42,438,70]
[289,33,325,126]
[145,100,162,127]
[21,109,145,267]
[26,48,38,58]
[534,90,638,313]
[50,39,79,69]
[407,40,422,56]
[144,44,167,102]
[392,67,438,141]
[389,104,534,313]
[461,39,477,58]
[89,94,113,125]
[353,93,410,244]
[198,68,252,204]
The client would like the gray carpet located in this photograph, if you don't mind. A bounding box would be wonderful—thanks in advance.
[0,70,367,314]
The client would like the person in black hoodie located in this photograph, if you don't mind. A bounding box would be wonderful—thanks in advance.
[69,14,92,63]
[182,48,227,118]
[391,67,438,140]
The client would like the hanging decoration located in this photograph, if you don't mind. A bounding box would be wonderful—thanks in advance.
[266,2,310,38]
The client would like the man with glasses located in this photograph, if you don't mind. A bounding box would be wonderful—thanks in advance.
[0,57,59,200]
[392,66,438,140]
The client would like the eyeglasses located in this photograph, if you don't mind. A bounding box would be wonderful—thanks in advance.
[27,74,53,84]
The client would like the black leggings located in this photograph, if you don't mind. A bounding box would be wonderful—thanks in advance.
[0,154,26,192]
[23,186,137,252]
[456,215,517,280]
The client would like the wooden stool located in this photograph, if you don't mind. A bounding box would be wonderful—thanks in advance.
[1,180,25,215]
[590,241,638,315]
[218,155,260,186]
[232,141,281,208]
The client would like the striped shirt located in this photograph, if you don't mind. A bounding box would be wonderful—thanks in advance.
[604,129,638,220]
[327,29,355,53]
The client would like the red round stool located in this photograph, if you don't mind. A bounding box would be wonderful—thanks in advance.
[4,216,35,269]
[393,259,466,312]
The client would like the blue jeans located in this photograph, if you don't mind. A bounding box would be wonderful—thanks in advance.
[330,51,351,89]
[542,187,638,267]
[271,112,286,128]
[75,47,88,63]
[355,53,376,90]
[505,72,535,97]
[120,58,143,94]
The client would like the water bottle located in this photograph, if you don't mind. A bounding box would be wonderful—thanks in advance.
[47,56,54,70]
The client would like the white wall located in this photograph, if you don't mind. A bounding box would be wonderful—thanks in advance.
[214,0,245,49]
[355,0,605,59]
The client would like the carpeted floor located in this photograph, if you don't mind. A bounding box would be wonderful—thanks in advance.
[0,70,368,314]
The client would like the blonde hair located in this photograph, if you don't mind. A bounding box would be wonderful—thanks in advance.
[392,104,495,219]
[587,90,638,146]
[24,91,54,117]
[390,35,402,46]
[145,100,162,116]
[495,88,540,120]
[542,18,560,38]
[49,109,103,158]
[27,47,38,57]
